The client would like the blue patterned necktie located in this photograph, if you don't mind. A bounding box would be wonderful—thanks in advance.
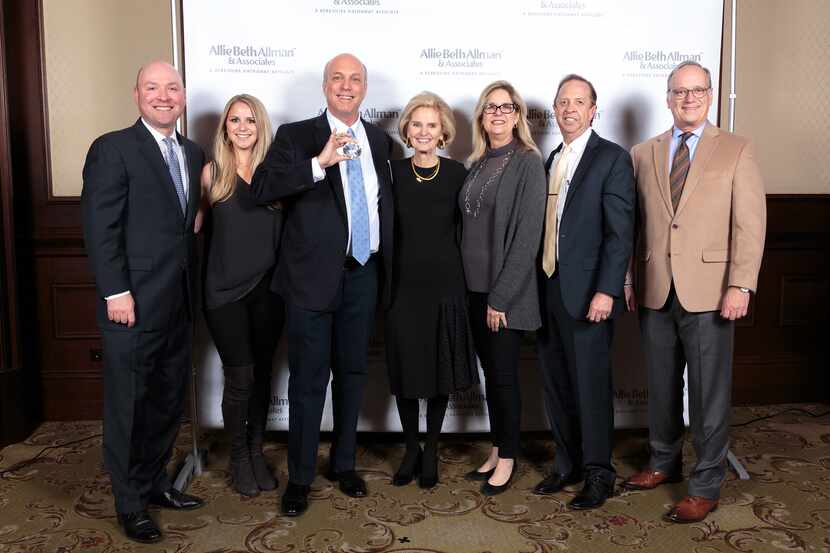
[163,137,187,215]
[346,128,370,264]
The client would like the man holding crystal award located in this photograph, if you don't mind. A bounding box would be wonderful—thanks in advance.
[250,53,394,517]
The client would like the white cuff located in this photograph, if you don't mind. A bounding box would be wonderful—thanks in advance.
[105,290,130,300]
[311,157,326,182]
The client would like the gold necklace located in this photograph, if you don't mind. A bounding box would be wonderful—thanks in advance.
[411,156,440,182]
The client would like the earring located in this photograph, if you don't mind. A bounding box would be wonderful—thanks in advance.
[404,137,412,148]
[437,138,446,150]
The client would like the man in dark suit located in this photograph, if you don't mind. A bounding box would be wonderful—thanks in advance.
[533,74,635,509]
[81,61,205,544]
[250,53,393,517]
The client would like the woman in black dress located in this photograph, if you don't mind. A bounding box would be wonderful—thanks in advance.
[198,94,285,497]
[386,92,478,488]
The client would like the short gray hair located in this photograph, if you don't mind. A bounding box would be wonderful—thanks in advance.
[666,60,712,91]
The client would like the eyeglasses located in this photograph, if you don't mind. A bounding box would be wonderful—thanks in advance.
[483,102,518,115]
[668,87,711,100]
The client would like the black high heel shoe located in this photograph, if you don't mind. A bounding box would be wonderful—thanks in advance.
[481,461,518,496]
[392,448,422,486]
[464,466,496,481]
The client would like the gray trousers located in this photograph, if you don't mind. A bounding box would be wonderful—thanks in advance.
[638,288,734,500]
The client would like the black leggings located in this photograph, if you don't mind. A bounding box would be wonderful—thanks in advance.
[468,292,523,459]
[204,275,285,409]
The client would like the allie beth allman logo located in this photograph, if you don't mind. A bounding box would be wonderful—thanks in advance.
[623,50,703,71]
[208,44,296,73]
[315,106,401,126]
[421,48,503,68]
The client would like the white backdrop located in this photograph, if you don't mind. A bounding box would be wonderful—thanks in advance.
[183,0,723,431]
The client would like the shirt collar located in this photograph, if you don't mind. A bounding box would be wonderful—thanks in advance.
[141,118,179,145]
[672,122,707,140]
[325,110,364,136]
[559,127,592,155]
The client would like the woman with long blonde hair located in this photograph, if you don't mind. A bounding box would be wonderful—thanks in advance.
[200,94,285,497]
[459,80,545,495]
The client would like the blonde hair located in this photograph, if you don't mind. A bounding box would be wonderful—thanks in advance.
[398,91,456,148]
[467,80,539,166]
[209,94,273,204]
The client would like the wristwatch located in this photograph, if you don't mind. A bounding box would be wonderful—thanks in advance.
[738,287,750,294]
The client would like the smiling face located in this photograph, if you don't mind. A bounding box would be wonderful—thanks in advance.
[133,61,185,136]
[481,88,517,148]
[225,101,258,152]
[666,64,712,132]
[323,53,366,126]
[406,106,443,155]
[553,79,596,144]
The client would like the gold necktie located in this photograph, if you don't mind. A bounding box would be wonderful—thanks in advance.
[542,144,571,277]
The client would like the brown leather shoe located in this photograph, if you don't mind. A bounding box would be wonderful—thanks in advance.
[665,496,718,523]
[620,470,682,490]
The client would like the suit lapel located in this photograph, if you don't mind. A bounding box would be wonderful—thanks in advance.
[315,113,348,223]
[675,123,719,217]
[562,131,599,215]
[134,120,185,221]
[365,121,389,191]
[544,145,560,176]
[652,129,673,217]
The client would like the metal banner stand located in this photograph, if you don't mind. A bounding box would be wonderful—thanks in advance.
[725,0,750,482]
[174,361,208,492]
[170,0,209,493]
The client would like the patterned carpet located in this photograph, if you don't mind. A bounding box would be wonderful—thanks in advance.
[1,404,829,553]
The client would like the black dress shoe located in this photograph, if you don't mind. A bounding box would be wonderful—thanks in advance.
[481,462,518,496]
[392,449,422,486]
[569,474,613,510]
[533,472,583,495]
[149,488,205,511]
[281,482,310,517]
[326,469,367,498]
[117,510,162,544]
[464,467,495,481]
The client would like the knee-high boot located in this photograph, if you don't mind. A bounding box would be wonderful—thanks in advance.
[247,362,277,490]
[223,364,259,497]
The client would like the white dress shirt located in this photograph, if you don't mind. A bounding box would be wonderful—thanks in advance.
[311,111,380,254]
[553,128,593,259]
[107,119,190,301]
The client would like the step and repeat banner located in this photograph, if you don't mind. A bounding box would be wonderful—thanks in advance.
[184,0,722,431]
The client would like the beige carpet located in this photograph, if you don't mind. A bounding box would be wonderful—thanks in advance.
[1,404,829,552]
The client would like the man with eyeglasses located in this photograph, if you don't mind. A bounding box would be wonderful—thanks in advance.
[621,60,766,523]
[533,74,634,510]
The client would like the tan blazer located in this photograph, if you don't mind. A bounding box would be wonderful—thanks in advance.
[631,123,766,312]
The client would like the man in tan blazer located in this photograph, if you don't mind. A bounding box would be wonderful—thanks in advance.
[621,61,766,523]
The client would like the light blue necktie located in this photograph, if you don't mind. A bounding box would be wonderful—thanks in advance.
[346,128,370,264]
[163,137,187,215]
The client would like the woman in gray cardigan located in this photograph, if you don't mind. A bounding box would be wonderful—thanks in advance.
[460,80,546,495]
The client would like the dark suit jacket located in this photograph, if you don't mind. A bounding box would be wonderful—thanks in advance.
[81,119,204,331]
[250,112,394,311]
[543,130,635,320]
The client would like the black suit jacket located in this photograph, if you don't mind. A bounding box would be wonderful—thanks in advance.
[81,119,204,331]
[251,112,394,311]
[543,130,635,320]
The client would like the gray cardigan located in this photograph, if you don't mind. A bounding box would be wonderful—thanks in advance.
[466,147,546,330]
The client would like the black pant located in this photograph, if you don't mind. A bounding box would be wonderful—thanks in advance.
[285,257,378,485]
[468,292,523,459]
[537,273,615,484]
[102,290,190,514]
[204,274,285,458]
[204,274,285,370]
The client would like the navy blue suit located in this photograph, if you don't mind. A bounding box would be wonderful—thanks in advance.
[81,119,203,513]
[251,112,393,485]
[536,130,634,483]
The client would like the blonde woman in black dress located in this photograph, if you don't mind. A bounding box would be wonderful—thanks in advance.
[199,94,285,497]
[386,92,477,488]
